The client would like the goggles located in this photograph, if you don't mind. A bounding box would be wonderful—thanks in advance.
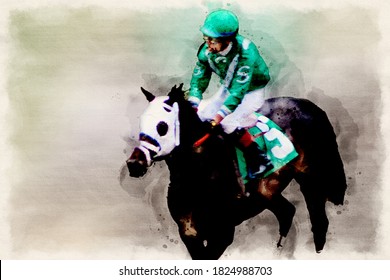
[203,36,222,45]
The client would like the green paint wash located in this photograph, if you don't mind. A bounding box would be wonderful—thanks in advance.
[7,6,379,156]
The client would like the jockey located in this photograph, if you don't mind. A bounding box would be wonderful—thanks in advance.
[188,9,274,179]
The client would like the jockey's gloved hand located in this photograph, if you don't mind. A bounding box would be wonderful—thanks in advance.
[186,93,200,112]
[203,120,223,135]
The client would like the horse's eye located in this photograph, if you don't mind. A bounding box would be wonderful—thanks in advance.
[156,121,169,136]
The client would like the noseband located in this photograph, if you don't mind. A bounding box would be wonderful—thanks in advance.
[138,133,160,166]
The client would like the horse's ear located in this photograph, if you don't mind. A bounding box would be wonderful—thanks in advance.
[168,83,185,101]
[141,87,155,102]
[177,83,183,91]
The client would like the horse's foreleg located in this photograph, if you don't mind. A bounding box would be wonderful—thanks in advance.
[204,225,235,260]
[178,221,234,260]
[175,212,208,259]
[179,233,207,260]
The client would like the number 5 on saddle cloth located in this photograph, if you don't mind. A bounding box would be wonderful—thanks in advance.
[236,113,299,184]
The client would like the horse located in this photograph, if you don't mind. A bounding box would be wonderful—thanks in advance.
[126,84,347,259]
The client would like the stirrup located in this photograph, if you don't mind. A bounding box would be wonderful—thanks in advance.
[248,161,274,179]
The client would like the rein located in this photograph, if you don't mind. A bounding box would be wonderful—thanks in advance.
[193,130,267,148]
[193,120,218,148]
[193,133,211,148]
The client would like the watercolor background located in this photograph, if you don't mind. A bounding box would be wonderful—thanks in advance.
[0,0,389,259]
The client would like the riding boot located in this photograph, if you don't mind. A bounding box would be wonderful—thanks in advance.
[233,128,274,179]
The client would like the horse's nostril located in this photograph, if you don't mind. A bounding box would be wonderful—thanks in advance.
[127,159,148,178]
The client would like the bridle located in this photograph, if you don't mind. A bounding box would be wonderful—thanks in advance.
[138,133,160,166]
[137,101,180,166]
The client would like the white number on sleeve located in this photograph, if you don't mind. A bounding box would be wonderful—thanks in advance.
[236,66,250,84]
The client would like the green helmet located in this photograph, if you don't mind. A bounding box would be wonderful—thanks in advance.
[200,9,239,38]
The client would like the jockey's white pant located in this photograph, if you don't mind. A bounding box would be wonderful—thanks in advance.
[198,86,265,134]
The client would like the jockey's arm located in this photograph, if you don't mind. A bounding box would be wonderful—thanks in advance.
[216,43,270,120]
[215,58,255,121]
[188,45,212,108]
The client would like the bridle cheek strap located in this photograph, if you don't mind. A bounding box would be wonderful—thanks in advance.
[173,102,180,147]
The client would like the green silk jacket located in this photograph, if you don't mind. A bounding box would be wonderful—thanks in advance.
[189,35,270,117]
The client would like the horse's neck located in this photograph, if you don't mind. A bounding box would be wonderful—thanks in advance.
[168,129,239,195]
[165,102,210,183]
[174,101,235,173]
[178,102,207,147]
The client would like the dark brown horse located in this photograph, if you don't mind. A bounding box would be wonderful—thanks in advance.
[127,84,346,259]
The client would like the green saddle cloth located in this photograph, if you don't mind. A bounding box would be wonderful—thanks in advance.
[236,113,299,184]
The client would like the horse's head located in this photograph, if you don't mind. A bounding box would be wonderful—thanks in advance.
[127,84,185,178]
